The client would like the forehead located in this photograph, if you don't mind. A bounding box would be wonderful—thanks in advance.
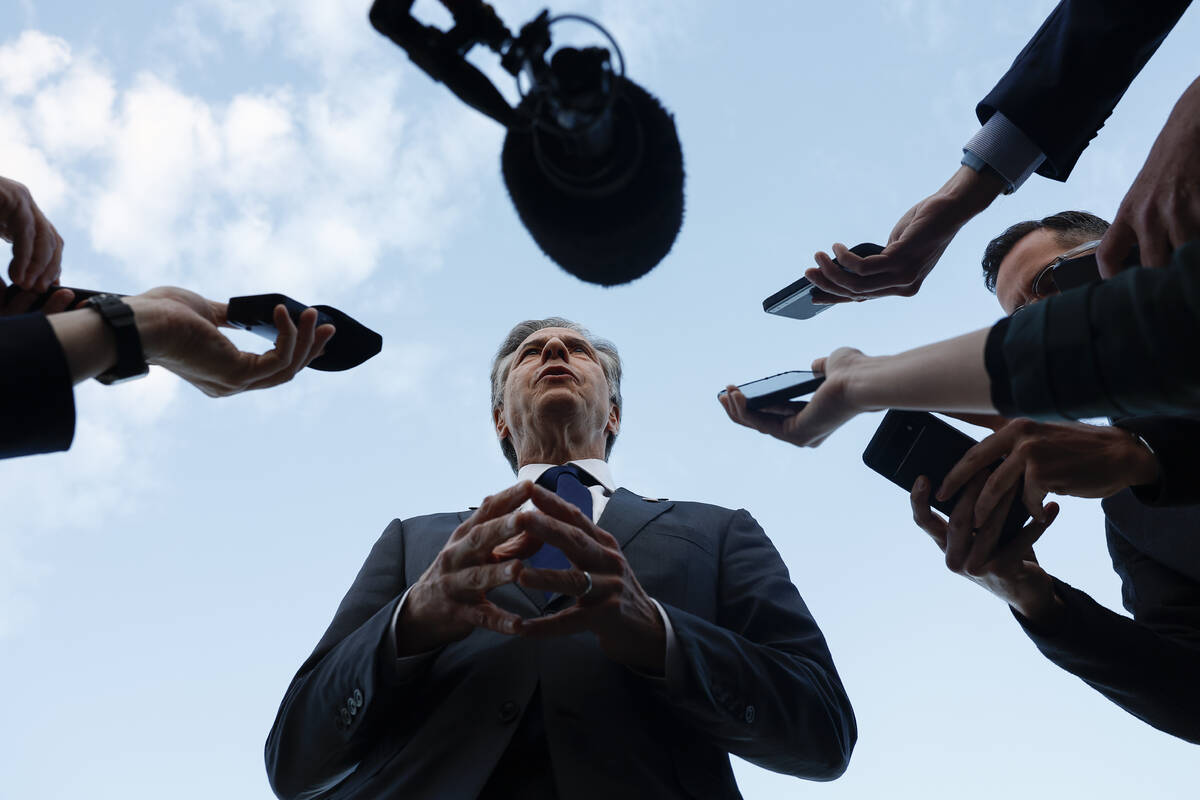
[997,228,1064,279]
[517,326,587,348]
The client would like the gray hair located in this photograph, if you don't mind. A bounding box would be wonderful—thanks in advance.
[490,317,623,473]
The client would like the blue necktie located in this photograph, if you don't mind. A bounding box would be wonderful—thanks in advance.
[529,464,594,596]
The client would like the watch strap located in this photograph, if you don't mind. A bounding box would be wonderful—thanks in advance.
[86,294,148,384]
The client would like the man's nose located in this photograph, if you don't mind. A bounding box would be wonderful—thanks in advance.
[541,337,569,361]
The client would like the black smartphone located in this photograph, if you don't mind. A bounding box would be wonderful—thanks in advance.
[719,370,825,412]
[862,410,1029,548]
[763,242,885,320]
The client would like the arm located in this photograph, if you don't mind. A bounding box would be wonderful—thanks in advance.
[265,484,534,800]
[1014,524,1200,744]
[979,0,1190,182]
[657,509,857,779]
[808,0,1190,302]
[0,314,76,458]
[265,520,416,800]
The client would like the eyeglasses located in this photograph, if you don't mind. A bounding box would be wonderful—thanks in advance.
[1012,239,1102,314]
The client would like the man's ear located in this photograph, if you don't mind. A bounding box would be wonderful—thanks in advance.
[493,405,509,441]
[606,402,620,437]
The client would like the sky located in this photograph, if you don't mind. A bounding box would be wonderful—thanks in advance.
[1,1,1197,798]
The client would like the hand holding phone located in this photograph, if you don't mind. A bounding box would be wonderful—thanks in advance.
[763,242,884,320]
[718,370,825,414]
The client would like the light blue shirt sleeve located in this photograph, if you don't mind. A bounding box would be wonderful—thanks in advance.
[962,111,1047,193]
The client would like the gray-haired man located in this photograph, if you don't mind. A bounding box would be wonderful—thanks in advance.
[266,318,856,800]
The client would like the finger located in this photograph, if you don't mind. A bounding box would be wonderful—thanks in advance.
[306,323,336,363]
[448,514,524,567]
[1136,221,1172,269]
[944,472,987,573]
[994,502,1059,561]
[28,219,58,292]
[528,486,620,552]
[938,431,1012,503]
[1022,478,1048,523]
[813,249,911,295]
[8,211,36,287]
[490,531,541,562]
[517,566,597,598]
[455,599,525,636]
[447,560,523,599]
[964,482,1020,575]
[41,287,75,314]
[811,357,826,374]
[1167,199,1200,254]
[830,242,892,277]
[1097,219,1138,277]
[809,287,853,306]
[720,386,787,437]
[518,508,613,571]
[35,228,63,292]
[972,455,1026,528]
[455,481,536,535]
[910,476,948,551]
[517,606,596,639]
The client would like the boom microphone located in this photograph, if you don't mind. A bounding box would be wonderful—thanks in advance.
[369,1,684,286]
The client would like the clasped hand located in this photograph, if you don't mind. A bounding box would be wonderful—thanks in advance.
[398,481,666,674]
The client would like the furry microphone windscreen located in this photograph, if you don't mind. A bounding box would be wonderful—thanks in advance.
[501,78,685,286]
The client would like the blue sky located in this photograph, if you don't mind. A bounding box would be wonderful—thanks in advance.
[1,1,1197,797]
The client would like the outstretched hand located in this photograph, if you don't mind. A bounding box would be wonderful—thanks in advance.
[129,286,335,397]
[805,166,1005,302]
[719,348,870,448]
[0,176,63,292]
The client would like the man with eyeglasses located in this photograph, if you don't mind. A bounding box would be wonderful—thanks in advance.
[903,210,1200,744]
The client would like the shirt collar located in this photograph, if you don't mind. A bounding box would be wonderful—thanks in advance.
[516,458,616,494]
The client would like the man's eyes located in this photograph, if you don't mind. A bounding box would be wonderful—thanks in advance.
[519,344,591,358]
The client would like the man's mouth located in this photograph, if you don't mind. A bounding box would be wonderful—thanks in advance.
[537,365,576,382]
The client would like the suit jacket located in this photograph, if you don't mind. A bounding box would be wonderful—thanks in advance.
[1016,489,1200,743]
[265,489,857,799]
[0,313,75,459]
[977,0,1191,181]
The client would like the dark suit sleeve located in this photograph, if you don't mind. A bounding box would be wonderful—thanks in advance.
[977,0,1191,181]
[986,240,1200,420]
[265,520,421,800]
[1014,529,1200,743]
[1,313,75,458]
[656,508,857,780]
[1114,416,1200,506]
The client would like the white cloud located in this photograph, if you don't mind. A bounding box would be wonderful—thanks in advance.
[0,30,70,96]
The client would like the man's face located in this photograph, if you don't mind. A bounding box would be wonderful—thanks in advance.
[495,326,618,453]
[993,227,1071,315]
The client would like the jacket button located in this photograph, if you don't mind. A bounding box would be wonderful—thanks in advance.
[353,689,364,707]
[744,705,756,724]
[340,707,352,726]
[348,699,358,717]
[498,701,519,723]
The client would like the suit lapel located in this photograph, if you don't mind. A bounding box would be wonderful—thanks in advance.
[597,488,675,551]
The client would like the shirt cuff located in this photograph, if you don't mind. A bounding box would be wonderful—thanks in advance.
[387,587,441,680]
[627,598,676,683]
[962,112,1047,194]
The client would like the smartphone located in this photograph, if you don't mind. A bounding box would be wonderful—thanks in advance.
[719,370,825,412]
[763,242,885,320]
[862,410,1029,548]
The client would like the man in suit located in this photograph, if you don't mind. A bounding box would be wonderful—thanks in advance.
[264,317,857,799]
[908,212,1200,743]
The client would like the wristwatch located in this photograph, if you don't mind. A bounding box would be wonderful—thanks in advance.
[86,294,149,384]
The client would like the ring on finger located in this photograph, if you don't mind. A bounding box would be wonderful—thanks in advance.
[580,570,593,599]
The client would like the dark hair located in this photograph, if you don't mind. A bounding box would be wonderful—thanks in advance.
[490,317,623,473]
[981,211,1110,292]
